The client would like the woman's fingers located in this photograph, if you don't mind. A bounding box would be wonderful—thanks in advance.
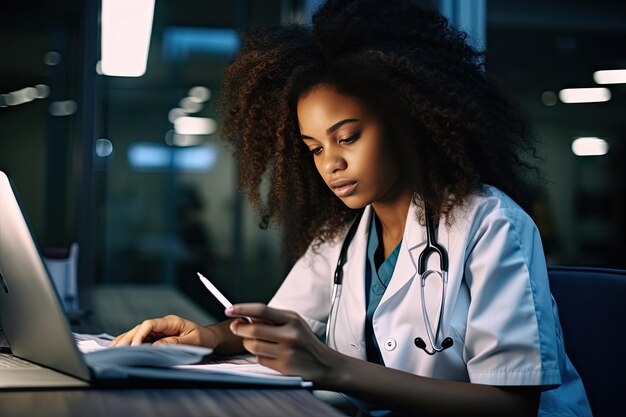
[110,332,126,346]
[110,326,140,346]
[130,318,173,346]
[228,304,307,349]
[229,307,310,366]
[241,337,280,359]
[230,320,295,344]
[226,303,297,325]
[110,315,185,346]
[226,305,338,381]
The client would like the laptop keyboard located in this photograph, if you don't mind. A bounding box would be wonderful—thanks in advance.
[0,353,39,369]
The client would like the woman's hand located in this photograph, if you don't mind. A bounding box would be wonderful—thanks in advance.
[226,304,539,416]
[110,315,216,347]
[226,303,344,386]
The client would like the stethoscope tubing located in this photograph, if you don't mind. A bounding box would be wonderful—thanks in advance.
[326,283,342,349]
[418,269,449,354]
[326,206,453,355]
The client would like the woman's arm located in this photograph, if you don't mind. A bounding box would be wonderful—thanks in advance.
[227,303,540,417]
[325,354,539,417]
[110,315,246,355]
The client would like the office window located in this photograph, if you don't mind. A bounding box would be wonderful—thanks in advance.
[95,0,294,317]
[0,0,301,320]
[486,0,626,268]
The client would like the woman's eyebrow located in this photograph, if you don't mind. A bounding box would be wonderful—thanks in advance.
[326,118,360,135]
[301,118,360,140]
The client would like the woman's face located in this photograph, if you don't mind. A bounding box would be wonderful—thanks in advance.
[297,84,403,209]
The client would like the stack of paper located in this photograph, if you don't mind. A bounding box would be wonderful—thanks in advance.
[73,333,312,387]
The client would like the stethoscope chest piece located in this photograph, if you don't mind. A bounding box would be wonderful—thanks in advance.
[414,335,453,353]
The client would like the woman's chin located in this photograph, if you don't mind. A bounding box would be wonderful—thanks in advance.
[338,195,370,210]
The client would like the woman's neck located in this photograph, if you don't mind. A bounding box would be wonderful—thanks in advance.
[371,183,412,257]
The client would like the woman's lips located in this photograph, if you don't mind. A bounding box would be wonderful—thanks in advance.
[330,180,358,197]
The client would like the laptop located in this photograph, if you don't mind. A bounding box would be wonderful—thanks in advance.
[0,171,315,390]
[0,171,91,388]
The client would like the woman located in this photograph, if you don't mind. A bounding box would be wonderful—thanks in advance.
[112,1,591,415]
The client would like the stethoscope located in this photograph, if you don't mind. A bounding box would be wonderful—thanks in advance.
[326,206,453,355]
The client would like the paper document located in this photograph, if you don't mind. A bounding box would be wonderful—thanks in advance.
[74,332,115,353]
[73,333,311,387]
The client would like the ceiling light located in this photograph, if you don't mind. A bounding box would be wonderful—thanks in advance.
[188,86,211,102]
[168,108,187,123]
[49,100,78,116]
[593,69,626,85]
[173,145,218,171]
[172,134,205,147]
[101,0,155,77]
[179,97,203,113]
[559,88,611,104]
[4,87,37,106]
[95,139,114,157]
[127,142,217,171]
[571,137,609,156]
[35,84,50,99]
[174,117,217,135]
[165,129,205,147]
[127,143,170,168]
[43,51,62,66]
[541,91,557,106]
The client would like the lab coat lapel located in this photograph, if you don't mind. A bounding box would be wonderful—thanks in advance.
[334,205,372,358]
[377,204,446,345]
[378,204,424,308]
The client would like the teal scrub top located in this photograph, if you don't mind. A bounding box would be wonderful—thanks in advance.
[365,213,402,365]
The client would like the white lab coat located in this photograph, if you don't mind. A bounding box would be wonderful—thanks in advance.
[269,185,591,417]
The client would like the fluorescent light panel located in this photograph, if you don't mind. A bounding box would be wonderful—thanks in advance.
[162,27,239,61]
[571,137,609,156]
[173,146,218,170]
[0,85,50,107]
[101,0,155,77]
[559,88,611,104]
[593,69,626,85]
[127,143,218,171]
[127,143,170,168]
[49,100,78,117]
[174,117,217,135]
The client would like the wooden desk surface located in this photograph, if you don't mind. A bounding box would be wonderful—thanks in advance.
[0,388,347,417]
[0,286,347,416]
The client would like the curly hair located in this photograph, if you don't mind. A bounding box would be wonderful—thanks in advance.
[219,0,538,261]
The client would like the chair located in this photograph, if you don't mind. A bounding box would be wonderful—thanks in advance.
[42,243,80,312]
[548,266,626,417]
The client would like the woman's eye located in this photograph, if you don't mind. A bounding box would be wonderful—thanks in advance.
[310,147,322,155]
[339,132,361,144]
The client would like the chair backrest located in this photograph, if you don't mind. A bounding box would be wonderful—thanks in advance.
[548,266,626,417]
[42,243,79,312]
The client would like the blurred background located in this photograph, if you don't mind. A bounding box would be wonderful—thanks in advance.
[0,0,624,330]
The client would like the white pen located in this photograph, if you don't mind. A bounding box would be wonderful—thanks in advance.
[197,272,253,323]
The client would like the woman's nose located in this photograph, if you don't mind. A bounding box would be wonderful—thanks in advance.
[322,148,347,174]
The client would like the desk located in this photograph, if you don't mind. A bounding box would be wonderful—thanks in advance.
[0,388,347,417]
[0,286,347,416]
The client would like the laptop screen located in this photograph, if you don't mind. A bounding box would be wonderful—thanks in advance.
[0,171,90,380]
